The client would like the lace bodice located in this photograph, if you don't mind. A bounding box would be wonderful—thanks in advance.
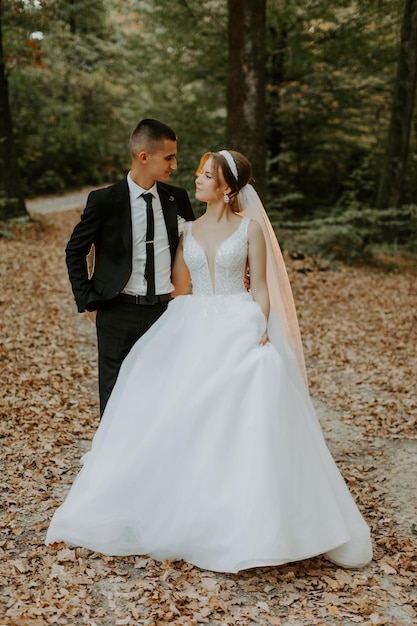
[183,218,250,295]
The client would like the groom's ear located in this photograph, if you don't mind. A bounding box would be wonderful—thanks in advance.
[137,151,148,163]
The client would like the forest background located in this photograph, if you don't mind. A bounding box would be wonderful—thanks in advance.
[1,0,417,262]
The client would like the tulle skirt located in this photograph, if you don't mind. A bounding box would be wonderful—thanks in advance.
[46,293,372,572]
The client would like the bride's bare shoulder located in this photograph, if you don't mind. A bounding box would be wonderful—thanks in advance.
[247,218,263,238]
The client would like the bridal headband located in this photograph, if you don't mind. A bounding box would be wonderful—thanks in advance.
[219,150,239,181]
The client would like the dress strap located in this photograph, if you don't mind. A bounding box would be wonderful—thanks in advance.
[183,221,192,238]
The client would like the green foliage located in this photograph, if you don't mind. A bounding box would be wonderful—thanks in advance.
[336,153,381,208]
[275,204,417,263]
[117,0,228,195]
[5,0,228,198]
[11,60,124,193]
[6,0,128,194]
[266,0,402,213]
[54,0,109,36]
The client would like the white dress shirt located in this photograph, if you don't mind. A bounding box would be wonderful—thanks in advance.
[123,173,173,296]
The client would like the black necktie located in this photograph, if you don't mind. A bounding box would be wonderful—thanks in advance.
[143,193,155,303]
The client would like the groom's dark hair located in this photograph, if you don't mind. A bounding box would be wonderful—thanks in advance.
[130,119,177,156]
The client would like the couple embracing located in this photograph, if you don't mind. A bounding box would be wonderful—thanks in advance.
[46,118,372,573]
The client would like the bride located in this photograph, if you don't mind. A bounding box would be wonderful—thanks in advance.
[46,150,372,573]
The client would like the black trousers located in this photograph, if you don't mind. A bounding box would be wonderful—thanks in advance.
[96,299,169,417]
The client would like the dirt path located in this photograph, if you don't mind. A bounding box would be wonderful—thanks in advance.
[26,187,99,214]
[1,201,416,625]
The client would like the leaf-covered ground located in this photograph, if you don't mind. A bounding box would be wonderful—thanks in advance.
[1,206,416,625]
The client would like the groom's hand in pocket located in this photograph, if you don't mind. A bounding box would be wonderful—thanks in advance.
[85,309,97,325]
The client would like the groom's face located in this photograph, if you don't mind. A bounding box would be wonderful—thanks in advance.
[147,139,178,182]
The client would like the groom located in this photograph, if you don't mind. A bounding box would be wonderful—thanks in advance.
[65,119,195,416]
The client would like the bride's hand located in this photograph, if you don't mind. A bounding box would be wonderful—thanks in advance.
[244,271,251,292]
[259,331,269,346]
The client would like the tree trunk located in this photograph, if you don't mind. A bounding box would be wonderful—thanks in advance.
[227,0,266,198]
[376,0,417,209]
[0,1,28,221]
[266,22,287,180]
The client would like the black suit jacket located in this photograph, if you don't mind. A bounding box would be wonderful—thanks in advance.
[65,178,195,312]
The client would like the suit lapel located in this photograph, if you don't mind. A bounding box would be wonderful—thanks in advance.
[158,183,178,262]
[111,179,132,255]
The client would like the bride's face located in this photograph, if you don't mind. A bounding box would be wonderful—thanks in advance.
[195,157,226,203]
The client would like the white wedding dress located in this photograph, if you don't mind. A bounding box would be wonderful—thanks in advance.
[46,218,372,572]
